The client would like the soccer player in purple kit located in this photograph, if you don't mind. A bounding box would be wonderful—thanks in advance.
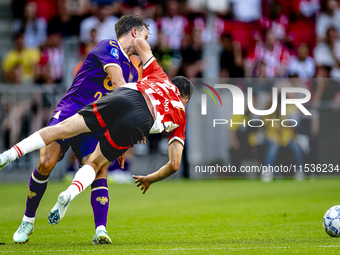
[10,15,149,245]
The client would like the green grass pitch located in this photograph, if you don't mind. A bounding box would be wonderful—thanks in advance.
[0,178,340,254]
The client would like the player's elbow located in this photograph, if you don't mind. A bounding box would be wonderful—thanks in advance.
[109,76,126,89]
[170,159,181,171]
[134,38,150,51]
[111,80,124,89]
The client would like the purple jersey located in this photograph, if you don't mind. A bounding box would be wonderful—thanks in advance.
[52,39,138,119]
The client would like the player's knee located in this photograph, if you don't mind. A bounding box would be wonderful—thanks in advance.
[95,168,107,179]
[87,162,101,173]
[37,159,55,174]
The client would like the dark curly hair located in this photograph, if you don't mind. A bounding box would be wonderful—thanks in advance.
[115,15,149,39]
[171,76,194,100]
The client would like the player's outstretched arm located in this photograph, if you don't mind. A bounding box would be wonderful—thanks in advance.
[133,38,153,66]
[133,140,183,194]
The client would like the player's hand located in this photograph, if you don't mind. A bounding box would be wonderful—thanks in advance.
[133,175,151,194]
[138,136,146,144]
[118,153,125,169]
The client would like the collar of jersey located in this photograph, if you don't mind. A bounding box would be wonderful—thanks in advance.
[117,41,130,62]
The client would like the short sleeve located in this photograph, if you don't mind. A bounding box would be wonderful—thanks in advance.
[168,120,186,146]
[92,40,121,72]
[142,56,168,80]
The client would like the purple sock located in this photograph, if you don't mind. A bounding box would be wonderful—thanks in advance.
[91,178,109,229]
[25,168,49,218]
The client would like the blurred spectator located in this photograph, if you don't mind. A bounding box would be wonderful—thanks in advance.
[314,27,340,77]
[288,43,315,78]
[80,3,118,43]
[153,30,181,77]
[131,6,158,48]
[65,0,91,16]
[220,33,244,78]
[91,0,115,5]
[48,0,83,37]
[261,2,289,41]
[229,109,258,169]
[245,66,273,112]
[157,0,188,50]
[2,98,31,147]
[2,33,40,83]
[74,33,97,76]
[244,64,274,101]
[292,0,320,19]
[229,0,262,22]
[12,2,47,48]
[9,64,25,84]
[188,13,226,44]
[262,94,304,181]
[187,0,229,13]
[245,29,290,77]
[180,28,204,79]
[312,65,340,106]
[36,33,65,84]
[27,0,59,22]
[316,0,340,42]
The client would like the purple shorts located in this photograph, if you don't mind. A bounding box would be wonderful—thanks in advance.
[47,116,103,163]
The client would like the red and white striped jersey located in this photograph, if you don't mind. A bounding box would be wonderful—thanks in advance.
[246,41,290,77]
[122,57,186,146]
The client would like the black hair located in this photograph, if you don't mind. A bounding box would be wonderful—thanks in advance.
[320,65,332,74]
[115,15,149,39]
[171,76,194,100]
[12,31,24,41]
[221,33,232,40]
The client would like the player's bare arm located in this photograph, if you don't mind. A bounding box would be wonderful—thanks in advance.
[105,65,126,89]
[133,140,184,194]
[133,38,153,65]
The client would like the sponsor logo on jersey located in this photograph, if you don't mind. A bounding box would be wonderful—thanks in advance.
[110,48,119,59]
[96,196,108,205]
[53,110,61,119]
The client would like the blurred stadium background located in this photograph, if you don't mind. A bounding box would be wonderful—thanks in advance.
[0,0,340,182]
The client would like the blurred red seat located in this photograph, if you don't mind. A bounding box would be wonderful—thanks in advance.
[228,21,259,51]
[288,20,316,52]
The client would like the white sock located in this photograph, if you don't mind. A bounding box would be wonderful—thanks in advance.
[23,215,35,224]
[8,132,46,161]
[96,225,106,234]
[66,165,96,200]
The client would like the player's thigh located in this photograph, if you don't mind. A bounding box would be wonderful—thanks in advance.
[43,113,91,141]
[37,141,62,175]
[72,133,100,166]
[85,143,110,173]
